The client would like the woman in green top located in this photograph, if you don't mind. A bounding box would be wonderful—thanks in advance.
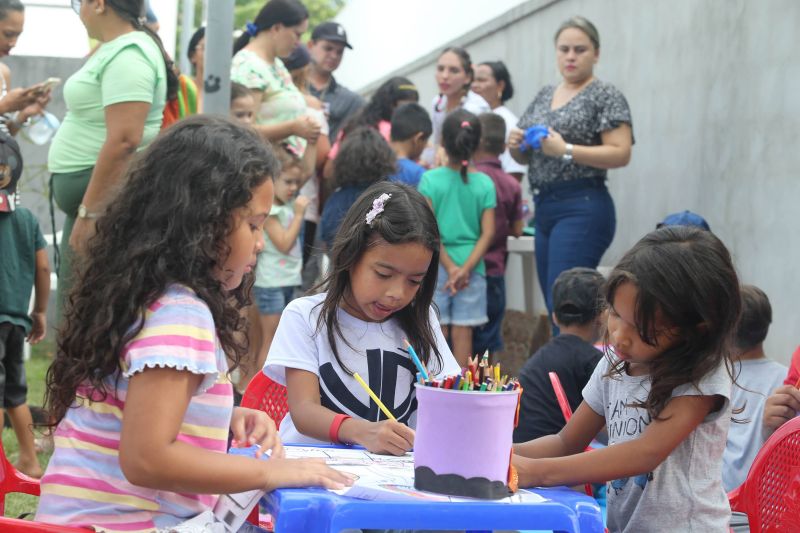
[50,0,176,316]
[231,0,320,163]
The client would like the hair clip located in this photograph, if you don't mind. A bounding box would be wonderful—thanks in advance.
[460,120,470,128]
[246,22,259,37]
[398,84,418,92]
[365,193,392,226]
[461,160,469,167]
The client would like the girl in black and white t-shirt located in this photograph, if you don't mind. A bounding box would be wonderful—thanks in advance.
[265,181,460,455]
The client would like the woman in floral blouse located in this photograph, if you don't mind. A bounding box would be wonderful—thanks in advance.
[231,0,320,160]
[509,15,633,324]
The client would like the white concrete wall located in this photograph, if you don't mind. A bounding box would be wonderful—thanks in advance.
[352,0,800,364]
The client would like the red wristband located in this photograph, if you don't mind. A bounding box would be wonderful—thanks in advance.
[329,413,351,444]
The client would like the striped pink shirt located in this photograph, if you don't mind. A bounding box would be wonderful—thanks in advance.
[36,286,234,532]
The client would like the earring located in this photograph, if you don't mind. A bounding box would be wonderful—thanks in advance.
[497,91,502,100]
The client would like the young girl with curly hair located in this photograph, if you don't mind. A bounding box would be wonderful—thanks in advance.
[36,116,350,531]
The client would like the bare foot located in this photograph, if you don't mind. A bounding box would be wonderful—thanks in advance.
[15,458,44,479]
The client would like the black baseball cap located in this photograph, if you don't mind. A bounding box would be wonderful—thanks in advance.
[311,21,352,49]
[552,267,605,326]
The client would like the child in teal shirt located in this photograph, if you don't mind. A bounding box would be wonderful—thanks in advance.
[419,110,496,366]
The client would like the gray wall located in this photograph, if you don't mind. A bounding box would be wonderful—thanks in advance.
[363,0,800,365]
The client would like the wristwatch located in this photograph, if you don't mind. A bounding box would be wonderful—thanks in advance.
[77,203,99,219]
[562,143,574,162]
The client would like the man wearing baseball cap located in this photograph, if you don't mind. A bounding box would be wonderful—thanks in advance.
[307,21,364,141]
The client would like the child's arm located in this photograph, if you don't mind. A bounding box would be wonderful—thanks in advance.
[264,197,310,254]
[120,367,352,493]
[286,367,415,456]
[27,248,50,344]
[513,395,719,487]
[444,208,495,293]
[763,385,800,438]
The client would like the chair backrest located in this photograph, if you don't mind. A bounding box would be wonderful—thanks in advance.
[241,372,289,429]
[548,371,574,422]
[729,416,800,532]
[0,439,41,515]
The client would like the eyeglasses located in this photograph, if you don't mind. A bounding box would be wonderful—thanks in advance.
[71,0,81,15]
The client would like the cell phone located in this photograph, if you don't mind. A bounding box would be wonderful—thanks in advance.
[34,77,61,93]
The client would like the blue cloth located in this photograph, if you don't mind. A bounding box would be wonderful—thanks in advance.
[389,158,425,188]
[319,184,370,249]
[472,274,506,353]
[533,179,615,316]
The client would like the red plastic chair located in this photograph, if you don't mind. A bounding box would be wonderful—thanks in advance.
[728,416,800,532]
[0,438,40,515]
[0,516,89,532]
[548,371,593,496]
[0,440,89,531]
[240,372,289,529]
[240,372,289,430]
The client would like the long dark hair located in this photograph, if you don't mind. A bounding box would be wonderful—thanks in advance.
[478,60,514,103]
[44,116,279,426]
[441,109,481,183]
[233,0,309,54]
[107,0,178,100]
[342,77,419,136]
[314,181,444,375]
[603,226,741,420]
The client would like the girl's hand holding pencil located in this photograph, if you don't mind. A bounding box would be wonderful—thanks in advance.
[339,417,415,456]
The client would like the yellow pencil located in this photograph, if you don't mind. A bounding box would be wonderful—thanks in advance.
[353,372,396,421]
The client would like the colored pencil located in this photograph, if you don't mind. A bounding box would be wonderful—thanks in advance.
[353,372,396,420]
[403,339,429,381]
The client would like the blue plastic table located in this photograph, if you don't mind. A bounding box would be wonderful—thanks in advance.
[260,482,603,532]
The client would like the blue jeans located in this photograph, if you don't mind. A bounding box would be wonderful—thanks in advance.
[533,178,616,315]
[472,275,506,353]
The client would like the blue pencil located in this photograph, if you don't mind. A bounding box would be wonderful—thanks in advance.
[403,339,429,381]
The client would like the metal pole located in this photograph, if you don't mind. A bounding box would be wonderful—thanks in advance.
[178,0,195,75]
[202,0,234,115]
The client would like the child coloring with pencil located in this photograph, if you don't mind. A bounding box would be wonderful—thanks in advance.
[513,226,741,532]
[265,181,461,455]
[419,109,496,367]
[35,117,351,531]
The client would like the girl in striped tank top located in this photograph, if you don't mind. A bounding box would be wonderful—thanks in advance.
[35,116,350,532]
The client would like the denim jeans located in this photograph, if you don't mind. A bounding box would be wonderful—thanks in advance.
[533,178,616,315]
[472,275,506,353]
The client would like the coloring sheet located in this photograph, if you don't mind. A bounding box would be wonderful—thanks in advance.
[283,446,546,504]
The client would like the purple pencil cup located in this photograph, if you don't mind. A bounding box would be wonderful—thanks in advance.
[413,384,520,499]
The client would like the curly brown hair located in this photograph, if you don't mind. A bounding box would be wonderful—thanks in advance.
[44,116,278,426]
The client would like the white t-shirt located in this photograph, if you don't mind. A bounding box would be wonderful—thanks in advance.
[264,293,461,444]
[298,107,329,224]
[423,90,491,166]
[583,356,732,533]
[723,357,787,491]
[491,105,528,177]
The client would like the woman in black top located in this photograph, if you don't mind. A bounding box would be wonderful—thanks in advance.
[509,16,633,321]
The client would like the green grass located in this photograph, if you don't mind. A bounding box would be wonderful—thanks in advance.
[3,341,54,519]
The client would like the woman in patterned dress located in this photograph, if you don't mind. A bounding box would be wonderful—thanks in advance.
[231,0,320,163]
[508,16,634,320]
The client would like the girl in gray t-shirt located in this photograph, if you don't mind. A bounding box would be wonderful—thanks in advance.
[513,225,740,532]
